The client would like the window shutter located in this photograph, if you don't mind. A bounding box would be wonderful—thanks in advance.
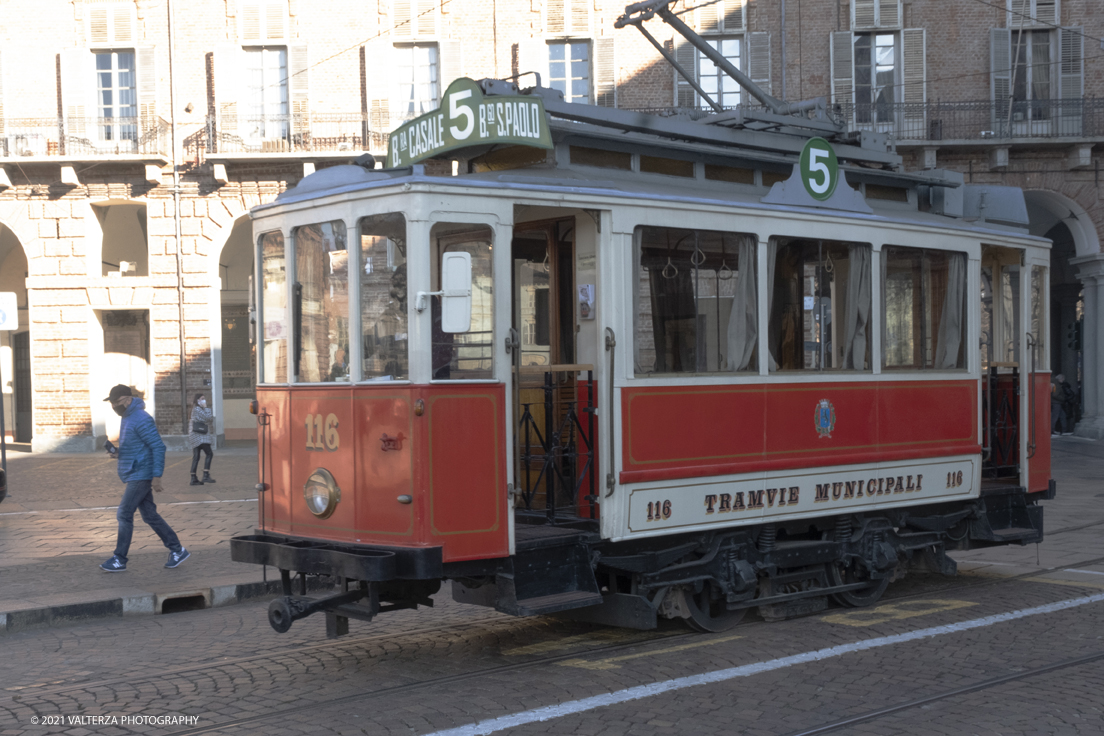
[240,2,263,42]
[673,40,697,107]
[136,45,157,153]
[1033,0,1057,26]
[852,0,876,29]
[546,0,565,34]
[240,0,288,42]
[901,29,925,132]
[417,0,437,37]
[87,2,137,46]
[877,0,900,27]
[1010,0,1058,26]
[265,0,289,41]
[1057,26,1083,135]
[438,40,461,91]
[725,0,746,32]
[700,0,721,33]
[288,44,309,135]
[112,4,135,43]
[569,0,590,35]
[747,31,771,104]
[594,37,615,107]
[364,41,393,135]
[393,0,413,38]
[214,43,243,142]
[830,32,853,115]
[60,48,95,140]
[0,51,5,139]
[990,28,1011,130]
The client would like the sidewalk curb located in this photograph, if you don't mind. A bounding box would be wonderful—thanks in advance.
[0,579,287,636]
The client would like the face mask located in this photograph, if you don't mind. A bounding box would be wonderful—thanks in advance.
[112,403,127,416]
[198,399,206,408]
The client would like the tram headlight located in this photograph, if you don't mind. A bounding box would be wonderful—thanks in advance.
[303,468,341,519]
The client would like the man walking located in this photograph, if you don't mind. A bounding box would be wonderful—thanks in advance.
[100,384,189,572]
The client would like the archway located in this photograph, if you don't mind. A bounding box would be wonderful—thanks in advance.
[216,216,256,441]
[1023,189,1103,438]
[0,224,31,444]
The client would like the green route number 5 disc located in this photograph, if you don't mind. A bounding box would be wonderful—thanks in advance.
[800,138,839,202]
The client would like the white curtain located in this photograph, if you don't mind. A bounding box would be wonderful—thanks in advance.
[934,252,966,369]
[725,239,758,371]
[842,245,871,369]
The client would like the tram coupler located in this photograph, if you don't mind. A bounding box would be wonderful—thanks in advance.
[267,583,377,634]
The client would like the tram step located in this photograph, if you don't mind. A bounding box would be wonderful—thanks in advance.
[514,590,604,616]
[989,527,1039,539]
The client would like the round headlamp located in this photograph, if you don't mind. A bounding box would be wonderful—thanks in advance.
[303,468,341,519]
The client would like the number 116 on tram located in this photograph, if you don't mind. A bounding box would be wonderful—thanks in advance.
[231,76,1055,638]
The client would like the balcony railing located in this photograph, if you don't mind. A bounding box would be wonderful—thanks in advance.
[203,113,399,156]
[0,116,170,158]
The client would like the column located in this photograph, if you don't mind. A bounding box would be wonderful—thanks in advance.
[1072,254,1104,439]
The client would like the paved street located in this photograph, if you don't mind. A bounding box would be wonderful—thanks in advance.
[0,436,1101,735]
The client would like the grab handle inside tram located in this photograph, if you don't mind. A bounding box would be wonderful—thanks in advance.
[1026,333,1037,459]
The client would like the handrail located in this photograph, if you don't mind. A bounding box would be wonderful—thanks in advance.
[1026,333,1037,459]
[604,327,617,497]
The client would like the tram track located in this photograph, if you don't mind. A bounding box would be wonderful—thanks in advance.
[7,551,1104,735]
[783,649,1104,736]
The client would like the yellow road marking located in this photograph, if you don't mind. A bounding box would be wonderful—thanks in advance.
[1024,576,1104,592]
[502,629,660,656]
[822,599,977,627]
[557,634,744,670]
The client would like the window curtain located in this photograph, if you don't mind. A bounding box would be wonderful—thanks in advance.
[841,244,871,369]
[934,252,965,369]
[725,239,757,371]
[766,242,778,370]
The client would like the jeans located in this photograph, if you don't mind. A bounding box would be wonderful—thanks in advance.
[190,444,213,474]
[113,479,182,563]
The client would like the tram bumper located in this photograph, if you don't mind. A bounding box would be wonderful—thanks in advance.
[230,533,443,581]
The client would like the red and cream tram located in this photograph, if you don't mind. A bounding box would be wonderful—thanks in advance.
[231,72,1054,637]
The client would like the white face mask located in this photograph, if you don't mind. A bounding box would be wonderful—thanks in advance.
[198,398,206,408]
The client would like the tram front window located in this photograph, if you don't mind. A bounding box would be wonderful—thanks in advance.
[431,223,493,380]
[633,226,757,375]
[360,214,408,381]
[295,221,349,383]
[769,239,871,371]
[260,230,287,383]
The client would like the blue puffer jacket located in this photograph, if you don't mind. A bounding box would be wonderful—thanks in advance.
[116,398,166,483]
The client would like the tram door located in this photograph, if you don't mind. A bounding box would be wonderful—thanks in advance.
[511,218,591,520]
[980,246,1030,486]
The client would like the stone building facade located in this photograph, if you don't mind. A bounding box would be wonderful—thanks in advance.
[0,0,1101,451]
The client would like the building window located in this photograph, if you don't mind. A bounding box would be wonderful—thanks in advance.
[244,47,288,140]
[1013,30,1051,121]
[697,38,742,107]
[395,44,439,117]
[854,33,895,125]
[96,51,137,144]
[549,41,590,104]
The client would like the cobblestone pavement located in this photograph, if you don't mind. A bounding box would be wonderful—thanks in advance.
[0,437,1100,735]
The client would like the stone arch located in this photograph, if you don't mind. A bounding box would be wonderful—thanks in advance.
[0,218,32,443]
[1023,189,1100,258]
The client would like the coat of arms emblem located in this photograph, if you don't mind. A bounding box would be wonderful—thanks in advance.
[814,399,836,438]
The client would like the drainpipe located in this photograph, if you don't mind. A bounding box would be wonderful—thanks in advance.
[168,0,187,433]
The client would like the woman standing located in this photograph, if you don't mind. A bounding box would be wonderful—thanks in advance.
[188,393,216,486]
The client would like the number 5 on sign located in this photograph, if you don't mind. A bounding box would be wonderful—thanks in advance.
[800,138,839,202]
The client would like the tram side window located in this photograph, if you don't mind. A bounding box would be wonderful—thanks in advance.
[360,214,408,381]
[295,221,349,383]
[768,239,871,371]
[260,231,287,383]
[1031,265,1046,370]
[633,226,757,375]
[431,223,494,380]
[882,246,967,370]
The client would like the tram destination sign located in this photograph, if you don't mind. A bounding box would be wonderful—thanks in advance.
[387,78,554,168]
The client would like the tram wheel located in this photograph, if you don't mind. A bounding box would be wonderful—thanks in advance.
[682,582,748,633]
[825,560,889,608]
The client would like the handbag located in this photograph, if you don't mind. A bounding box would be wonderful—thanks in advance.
[192,420,208,434]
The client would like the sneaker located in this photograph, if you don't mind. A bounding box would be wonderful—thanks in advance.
[100,555,126,572]
[165,548,191,569]
[202,475,216,484]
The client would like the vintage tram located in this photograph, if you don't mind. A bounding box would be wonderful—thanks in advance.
[231,39,1054,637]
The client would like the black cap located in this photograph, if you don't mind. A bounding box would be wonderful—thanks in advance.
[104,384,133,402]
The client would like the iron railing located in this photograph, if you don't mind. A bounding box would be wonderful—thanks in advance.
[202,112,420,155]
[0,116,170,158]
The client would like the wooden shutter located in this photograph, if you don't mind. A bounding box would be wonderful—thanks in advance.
[674,40,697,107]
[1058,26,1083,135]
[240,2,262,42]
[852,0,876,29]
[569,0,590,35]
[136,45,157,153]
[240,0,288,42]
[830,32,853,113]
[1010,0,1058,26]
[393,0,413,38]
[546,0,565,34]
[288,44,309,135]
[417,0,437,36]
[1033,0,1057,25]
[214,43,243,142]
[60,48,95,140]
[438,40,461,91]
[88,3,137,46]
[990,28,1011,130]
[364,41,392,134]
[877,0,900,27]
[747,31,771,103]
[700,0,720,33]
[594,37,615,107]
[725,0,745,31]
[901,29,925,133]
[265,0,289,40]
